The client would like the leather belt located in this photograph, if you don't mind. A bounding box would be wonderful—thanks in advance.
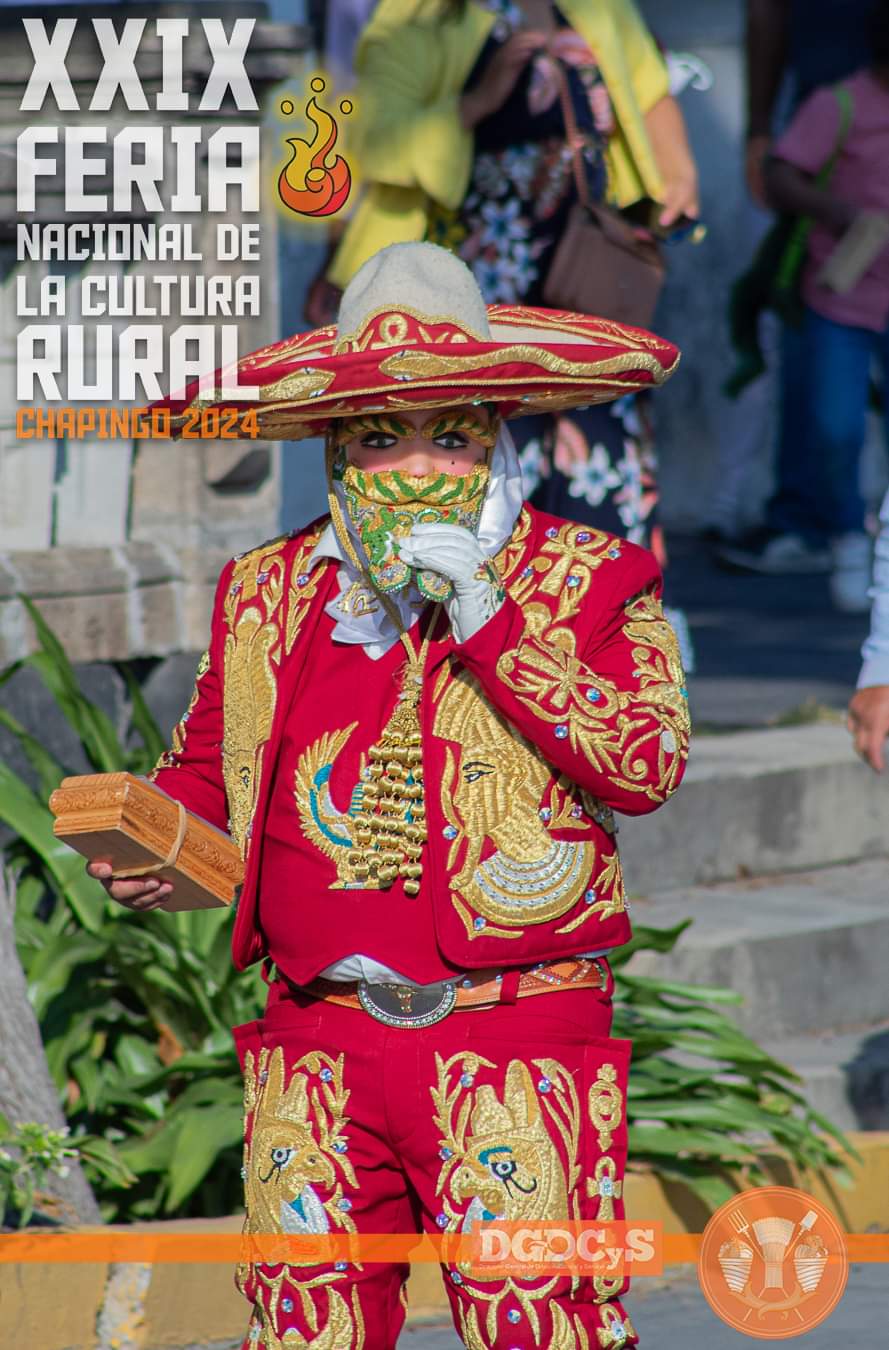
[297,957,608,1029]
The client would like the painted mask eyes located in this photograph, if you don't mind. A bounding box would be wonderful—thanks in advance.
[432,432,470,450]
[490,1158,518,1181]
[270,1146,294,1169]
[359,432,398,449]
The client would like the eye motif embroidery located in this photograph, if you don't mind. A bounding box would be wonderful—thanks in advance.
[434,674,595,932]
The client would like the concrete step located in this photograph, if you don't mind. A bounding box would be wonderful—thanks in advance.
[627,860,889,1042]
[618,724,889,892]
[761,1021,889,1134]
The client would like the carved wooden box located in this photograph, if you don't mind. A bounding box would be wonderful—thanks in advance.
[49,772,243,911]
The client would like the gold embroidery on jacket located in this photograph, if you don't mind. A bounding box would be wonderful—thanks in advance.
[434,673,594,938]
[222,530,323,854]
[293,723,371,889]
[223,604,278,854]
[495,586,688,807]
[149,648,210,777]
[499,521,621,616]
[555,851,626,935]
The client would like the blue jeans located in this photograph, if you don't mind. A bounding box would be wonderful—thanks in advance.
[767,307,889,543]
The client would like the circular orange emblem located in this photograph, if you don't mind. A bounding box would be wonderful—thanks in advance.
[697,1186,848,1339]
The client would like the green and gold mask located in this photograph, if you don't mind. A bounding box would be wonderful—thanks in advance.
[337,459,491,601]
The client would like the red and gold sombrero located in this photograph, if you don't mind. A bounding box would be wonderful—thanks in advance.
[153,242,680,439]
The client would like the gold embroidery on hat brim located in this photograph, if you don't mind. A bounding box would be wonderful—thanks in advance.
[233,305,668,373]
[168,345,678,429]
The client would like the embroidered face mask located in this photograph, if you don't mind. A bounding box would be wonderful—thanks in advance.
[336,458,491,601]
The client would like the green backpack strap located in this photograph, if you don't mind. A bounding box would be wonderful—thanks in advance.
[774,82,856,300]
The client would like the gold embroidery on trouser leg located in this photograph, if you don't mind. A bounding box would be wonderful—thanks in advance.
[239,1048,365,1348]
[587,1156,622,1223]
[432,1052,588,1346]
[588,1064,623,1152]
[597,1305,635,1347]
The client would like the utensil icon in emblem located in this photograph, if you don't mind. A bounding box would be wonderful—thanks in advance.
[718,1237,754,1292]
[794,1233,829,1292]
[751,1217,795,1289]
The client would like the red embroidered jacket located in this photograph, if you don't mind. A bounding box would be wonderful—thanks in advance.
[150,506,690,975]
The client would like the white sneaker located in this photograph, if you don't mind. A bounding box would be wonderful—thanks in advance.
[829,532,872,614]
[718,529,832,574]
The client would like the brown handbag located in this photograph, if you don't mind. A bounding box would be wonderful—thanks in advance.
[542,68,665,328]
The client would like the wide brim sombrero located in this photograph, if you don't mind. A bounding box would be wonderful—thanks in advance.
[152,244,680,440]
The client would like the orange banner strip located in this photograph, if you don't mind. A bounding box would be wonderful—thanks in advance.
[0,1232,886,1265]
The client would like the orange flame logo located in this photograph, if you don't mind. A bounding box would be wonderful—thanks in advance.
[277,78,353,218]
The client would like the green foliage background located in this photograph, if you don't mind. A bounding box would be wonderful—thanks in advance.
[0,599,853,1222]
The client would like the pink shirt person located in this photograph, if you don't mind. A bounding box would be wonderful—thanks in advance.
[773,69,889,332]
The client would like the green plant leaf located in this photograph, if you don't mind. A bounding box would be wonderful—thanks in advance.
[609,921,692,968]
[163,1104,243,1213]
[629,1124,756,1161]
[618,973,743,1005]
[0,762,104,932]
[118,665,166,768]
[0,707,68,800]
[17,595,123,772]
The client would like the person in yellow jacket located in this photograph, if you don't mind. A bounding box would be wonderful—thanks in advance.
[307,0,698,562]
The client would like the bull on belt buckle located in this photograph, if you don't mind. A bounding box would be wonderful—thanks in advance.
[357,979,457,1028]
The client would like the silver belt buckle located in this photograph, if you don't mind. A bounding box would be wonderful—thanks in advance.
[357,979,457,1028]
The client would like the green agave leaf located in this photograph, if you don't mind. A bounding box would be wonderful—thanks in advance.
[0,706,68,800]
[626,1073,718,1099]
[609,921,692,968]
[617,973,743,1005]
[118,664,166,768]
[163,1103,243,1213]
[16,596,124,772]
[804,1106,862,1160]
[670,1030,795,1073]
[629,1003,746,1033]
[642,1159,740,1211]
[628,1098,765,1126]
[0,762,105,932]
[629,1124,756,1161]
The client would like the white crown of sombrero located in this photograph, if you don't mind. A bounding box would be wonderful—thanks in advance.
[155,241,679,440]
[337,241,493,342]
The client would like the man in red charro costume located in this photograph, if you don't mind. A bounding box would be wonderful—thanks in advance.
[90,242,689,1349]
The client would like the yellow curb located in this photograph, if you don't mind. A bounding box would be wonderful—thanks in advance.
[2,1134,886,1348]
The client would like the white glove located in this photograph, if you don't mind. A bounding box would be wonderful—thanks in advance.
[398,523,506,643]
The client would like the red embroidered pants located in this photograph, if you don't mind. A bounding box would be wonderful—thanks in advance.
[233,967,637,1350]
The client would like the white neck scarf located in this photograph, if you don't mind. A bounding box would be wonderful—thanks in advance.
[305,424,525,659]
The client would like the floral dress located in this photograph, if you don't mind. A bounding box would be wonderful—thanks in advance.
[426,0,662,559]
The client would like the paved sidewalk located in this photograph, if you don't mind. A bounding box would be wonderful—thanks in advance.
[665,535,869,728]
[397,1263,886,1347]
